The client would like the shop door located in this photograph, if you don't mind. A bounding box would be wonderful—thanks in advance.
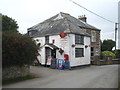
[51,49,56,59]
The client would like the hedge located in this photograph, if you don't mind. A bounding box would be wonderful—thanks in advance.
[2,31,38,68]
[101,51,116,59]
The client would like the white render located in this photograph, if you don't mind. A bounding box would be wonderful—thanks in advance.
[34,34,90,67]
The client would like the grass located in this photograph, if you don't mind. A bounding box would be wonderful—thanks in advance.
[2,74,36,85]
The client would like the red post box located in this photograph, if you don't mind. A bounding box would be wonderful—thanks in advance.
[64,54,69,61]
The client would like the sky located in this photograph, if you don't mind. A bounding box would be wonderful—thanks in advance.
[0,0,119,45]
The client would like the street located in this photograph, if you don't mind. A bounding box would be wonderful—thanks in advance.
[3,64,118,88]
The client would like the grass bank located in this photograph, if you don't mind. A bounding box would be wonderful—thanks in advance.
[2,74,37,85]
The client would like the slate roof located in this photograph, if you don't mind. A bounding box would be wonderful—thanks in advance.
[28,12,100,37]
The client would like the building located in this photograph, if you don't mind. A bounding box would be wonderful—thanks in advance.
[118,1,120,49]
[28,12,100,67]
[78,15,101,60]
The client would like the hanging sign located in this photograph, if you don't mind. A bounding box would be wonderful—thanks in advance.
[60,32,66,38]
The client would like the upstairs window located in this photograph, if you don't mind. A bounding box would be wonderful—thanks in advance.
[91,32,96,42]
[75,34,84,45]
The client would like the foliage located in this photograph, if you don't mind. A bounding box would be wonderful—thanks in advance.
[2,31,38,68]
[112,49,120,58]
[101,39,115,51]
[2,14,19,32]
[101,51,116,59]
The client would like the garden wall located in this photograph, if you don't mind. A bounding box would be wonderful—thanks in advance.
[91,55,120,65]
[2,65,30,80]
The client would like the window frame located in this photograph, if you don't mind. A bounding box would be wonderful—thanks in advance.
[91,47,94,56]
[91,31,96,42]
[75,34,84,45]
[75,48,84,57]
[45,36,49,44]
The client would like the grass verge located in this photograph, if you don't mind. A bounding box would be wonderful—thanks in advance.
[2,74,36,85]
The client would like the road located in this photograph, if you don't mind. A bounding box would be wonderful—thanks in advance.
[3,64,118,88]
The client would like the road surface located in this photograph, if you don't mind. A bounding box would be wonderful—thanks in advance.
[3,64,118,88]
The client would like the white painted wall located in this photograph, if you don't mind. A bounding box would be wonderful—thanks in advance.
[33,34,90,67]
[68,34,90,67]
[34,37,45,64]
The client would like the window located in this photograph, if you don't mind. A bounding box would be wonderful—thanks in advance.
[75,34,84,44]
[45,36,49,44]
[28,30,38,36]
[91,47,94,56]
[75,48,84,57]
[91,32,96,42]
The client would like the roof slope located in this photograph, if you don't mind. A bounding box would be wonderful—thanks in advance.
[28,12,100,37]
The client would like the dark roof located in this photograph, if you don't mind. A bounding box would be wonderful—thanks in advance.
[45,44,59,50]
[28,12,100,37]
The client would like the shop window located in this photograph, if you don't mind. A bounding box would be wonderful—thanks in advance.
[75,48,84,57]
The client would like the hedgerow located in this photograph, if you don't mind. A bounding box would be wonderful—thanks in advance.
[2,31,38,68]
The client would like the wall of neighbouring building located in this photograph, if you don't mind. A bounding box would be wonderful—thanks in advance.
[85,29,101,60]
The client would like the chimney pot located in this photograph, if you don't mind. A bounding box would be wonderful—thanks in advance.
[78,15,87,22]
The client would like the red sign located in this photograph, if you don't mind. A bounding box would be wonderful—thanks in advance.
[60,32,66,38]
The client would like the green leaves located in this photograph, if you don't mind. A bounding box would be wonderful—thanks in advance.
[102,51,116,59]
[2,31,38,68]
[101,39,115,51]
[2,15,19,32]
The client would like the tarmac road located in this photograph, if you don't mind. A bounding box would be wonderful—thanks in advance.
[3,64,118,88]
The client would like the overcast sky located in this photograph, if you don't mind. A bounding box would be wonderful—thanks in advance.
[0,0,119,42]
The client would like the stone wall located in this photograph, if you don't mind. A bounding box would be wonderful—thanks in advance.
[91,55,120,65]
[86,29,101,57]
[2,65,30,80]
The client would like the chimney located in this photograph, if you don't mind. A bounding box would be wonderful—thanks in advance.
[78,15,87,22]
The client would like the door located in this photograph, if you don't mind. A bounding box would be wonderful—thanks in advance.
[51,49,56,59]
[45,47,51,66]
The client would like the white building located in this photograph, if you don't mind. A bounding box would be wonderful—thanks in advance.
[28,12,100,67]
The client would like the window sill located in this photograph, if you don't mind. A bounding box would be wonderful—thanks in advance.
[75,56,84,58]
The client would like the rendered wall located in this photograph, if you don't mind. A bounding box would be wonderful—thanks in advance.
[34,34,90,67]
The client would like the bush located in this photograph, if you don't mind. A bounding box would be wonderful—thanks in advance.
[2,31,38,68]
[112,49,120,58]
[101,51,116,59]
[116,49,120,58]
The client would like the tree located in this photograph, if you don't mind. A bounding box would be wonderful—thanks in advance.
[101,39,115,51]
[2,31,38,68]
[2,15,19,32]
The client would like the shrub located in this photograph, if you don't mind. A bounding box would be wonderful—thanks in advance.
[101,51,116,59]
[2,31,38,68]
[112,49,120,58]
[116,49,120,58]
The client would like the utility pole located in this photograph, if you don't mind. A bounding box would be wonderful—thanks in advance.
[115,23,118,54]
